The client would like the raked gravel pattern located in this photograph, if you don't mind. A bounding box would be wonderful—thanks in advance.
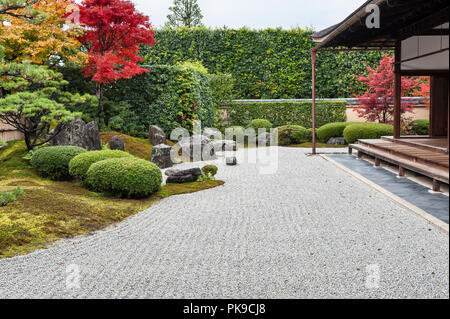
[0,147,448,299]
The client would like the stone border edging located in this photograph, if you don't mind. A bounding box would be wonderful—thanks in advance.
[320,154,449,234]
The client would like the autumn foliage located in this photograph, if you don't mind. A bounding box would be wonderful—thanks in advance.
[355,54,421,124]
[74,0,155,84]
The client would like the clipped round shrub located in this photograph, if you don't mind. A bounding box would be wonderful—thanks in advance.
[248,119,272,133]
[202,164,218,176]
[85,157,162,198]
[409,119,429,135]
[317,122,352,143]
[276,125,308,146]
[306,128,317,142]
[343,123,394,144]
[69,150,133,180]
[31,146,87,181]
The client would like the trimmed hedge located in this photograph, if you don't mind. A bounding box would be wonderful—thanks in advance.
[202,165,218,176]
[227,101,347,129]
[69,150,134,180]
[317,122,353,143]
[60,64,214,137]
[343,123,394,144]
[85,158,163,198]
[249,119,273,132]
[141,27,384,99]
[31,146,87,181]
[409,119,429,135]
[277,125,309,145]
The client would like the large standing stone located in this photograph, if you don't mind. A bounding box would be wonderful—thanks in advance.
[258,132,276,146]
[109,136,125,151]
[149,125,166,146]
[50,119,101,151]
[177,135,216,161]
[212,140,238,152]
[151,144,173,169]
[226,156,237,166]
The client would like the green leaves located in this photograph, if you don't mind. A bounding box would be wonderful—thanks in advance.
[0,186,25,207]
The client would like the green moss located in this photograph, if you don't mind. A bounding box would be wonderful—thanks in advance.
[0,140,224,259]
[287,142,347,148]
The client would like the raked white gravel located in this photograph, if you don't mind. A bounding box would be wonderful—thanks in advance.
[0,147,448,299]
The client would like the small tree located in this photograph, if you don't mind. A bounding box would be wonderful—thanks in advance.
[166,0,203,28]
[74,0,155,126]
[0,54,93,150]
[355,54,420,123]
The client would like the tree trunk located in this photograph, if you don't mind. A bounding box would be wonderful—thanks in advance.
[96,82,104,126]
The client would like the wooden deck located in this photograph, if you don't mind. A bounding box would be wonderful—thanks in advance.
[349,137,449,191]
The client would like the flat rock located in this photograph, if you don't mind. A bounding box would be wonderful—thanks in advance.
[166,174,198,184]
[226,156,237,166]
[165,167,202,178]
[327,137,346,145]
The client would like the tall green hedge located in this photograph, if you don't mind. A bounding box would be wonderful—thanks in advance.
[60,64,214,137]
[227,101,347,128]
[141,27,385,99]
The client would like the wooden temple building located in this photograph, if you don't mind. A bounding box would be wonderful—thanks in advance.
[311,0,449,191]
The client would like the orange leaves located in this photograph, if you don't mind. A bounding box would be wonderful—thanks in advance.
[0,0,87,64]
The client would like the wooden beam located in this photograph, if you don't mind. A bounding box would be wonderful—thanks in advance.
[394,41,402,139]
[397,6,450,41]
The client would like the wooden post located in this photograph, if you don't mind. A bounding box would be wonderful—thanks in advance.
[374,158,381,167]
[394,41,401,139]
[311,49,317,155]
[398,166,405,177]
[433,179,441,192]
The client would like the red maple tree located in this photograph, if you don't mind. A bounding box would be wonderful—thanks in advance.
[355,54,421,124]
[413,77,431,108]
[73,0,155,125]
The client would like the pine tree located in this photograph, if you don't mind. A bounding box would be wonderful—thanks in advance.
[166,0,203,28]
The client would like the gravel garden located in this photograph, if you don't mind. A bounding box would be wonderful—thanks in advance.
[0,0,447,299]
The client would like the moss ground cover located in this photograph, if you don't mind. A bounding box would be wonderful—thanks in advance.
[0,139,224,259]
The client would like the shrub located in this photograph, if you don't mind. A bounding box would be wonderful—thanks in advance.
[209,72,234,108]
[343,123,394,144]
[202,164,218,176]
[31,146,87,181]
[228,101,347,129]
[317,122,352,143]
[0,137,5,148]
[85,158,162,198]
[0,187,25,207]
[69,150,134,180]
[409,119,429,135]
[249,119,273,133]
[277,125,308,146]
[306,128,317,142]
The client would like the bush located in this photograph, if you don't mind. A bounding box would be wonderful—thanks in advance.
[306,128,317,142]
[0,187,25,207]
[249,119,273,133]
[409,119,429,135]
[209,72,234,108]
[31,146,87,181]
[317,122,352,143]
[343,123,394,144]
[141,28,384,99]
[0,136,5,147]
[202,164,218,176]
[85,157,162,198]
[69,150,134,180]
[277,125,308,145]
[228,101,347,129]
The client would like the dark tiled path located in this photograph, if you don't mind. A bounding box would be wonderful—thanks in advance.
[327,154,449,224]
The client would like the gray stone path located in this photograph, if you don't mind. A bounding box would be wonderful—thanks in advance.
[0,147,448,299]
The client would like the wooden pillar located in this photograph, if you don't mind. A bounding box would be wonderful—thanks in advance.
[393,41,401,139]
[311,49,317,155]
[398,166,405,177]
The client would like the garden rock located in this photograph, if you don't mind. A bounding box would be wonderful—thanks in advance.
[327,137,346,145]
[151,144,173,169]
[149,125,166,146]
[50,119,101,151]
[258,132,275,146]
[226,156,237,166]
[109,136,125,151]
[213,140,237,152]
[177,135,216,161]
[165,167,202,184]
[203,128,222,140]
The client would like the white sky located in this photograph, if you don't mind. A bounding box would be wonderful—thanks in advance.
[132,0,368,31]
